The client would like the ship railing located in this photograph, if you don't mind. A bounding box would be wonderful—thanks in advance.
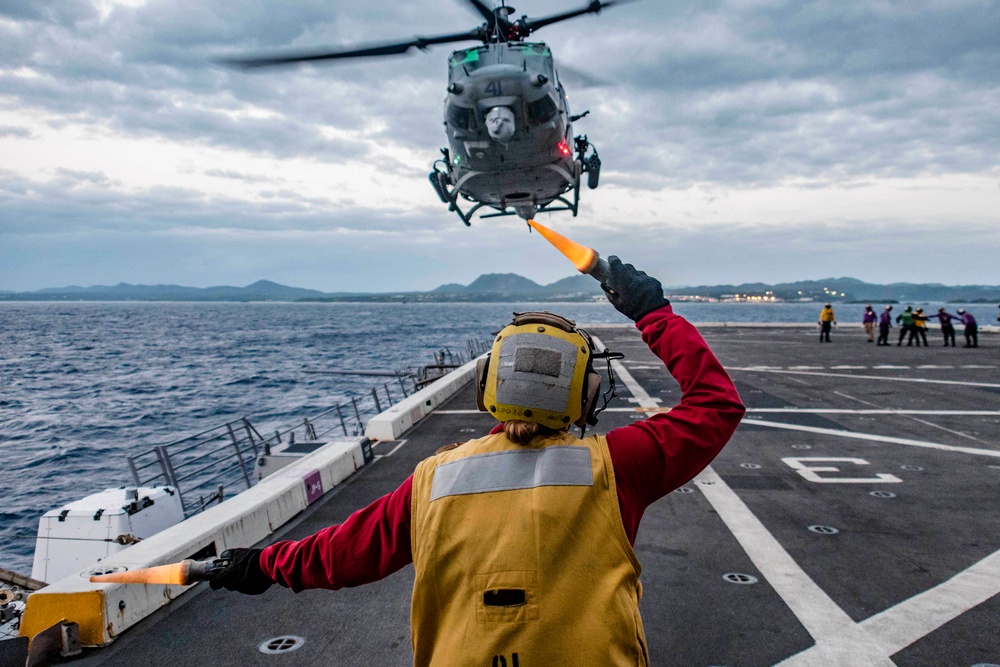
[124,381,409,517]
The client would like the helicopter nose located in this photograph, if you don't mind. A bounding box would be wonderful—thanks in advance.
[486,106,515,142]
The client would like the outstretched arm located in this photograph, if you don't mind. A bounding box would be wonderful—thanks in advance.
[258,477,415,592]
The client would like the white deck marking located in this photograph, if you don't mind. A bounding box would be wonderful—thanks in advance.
[381,439,409,457]
[779,548,1000,665]
[696,467,896,667]
[902,414,982,442]
[860,548,1000,654]
[742,418,1000,458]
[917,364,954,369]
[729,367,1000,389]
[832,391,983,442]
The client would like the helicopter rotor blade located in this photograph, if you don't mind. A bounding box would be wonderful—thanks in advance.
[555,61,611,88]
[218,28,484,69]
[518,0,638,34]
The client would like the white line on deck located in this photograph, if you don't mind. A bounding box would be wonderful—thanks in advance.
[860,548,1000,652]
[728,367,1000,388]
[377,439,408,457]
[832,392,982,442]
[697,467,896,667]
[779,548,1000,665]
[742,418,1000,458]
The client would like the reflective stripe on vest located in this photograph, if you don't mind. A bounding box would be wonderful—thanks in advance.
[430,446,593,501]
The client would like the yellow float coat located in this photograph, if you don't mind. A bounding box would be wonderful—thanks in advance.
[410,431,648,666]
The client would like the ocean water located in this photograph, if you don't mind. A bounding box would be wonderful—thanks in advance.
[1,300,994,576]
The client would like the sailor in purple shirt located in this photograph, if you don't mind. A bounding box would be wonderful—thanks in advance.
[863,305,877,342]
[929,308,957,347]
[877,305,893,346]
[955,309,978,348]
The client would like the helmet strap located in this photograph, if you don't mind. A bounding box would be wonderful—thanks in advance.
[580,350,625,435]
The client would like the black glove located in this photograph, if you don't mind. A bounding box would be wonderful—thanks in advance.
[208,548,273,595]
[602,256,669,321]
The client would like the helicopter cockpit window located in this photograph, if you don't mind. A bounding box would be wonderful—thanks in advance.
[450,47,486,72]
[516,43,554,80]
[528,95,558,124]
[447,104,476,131]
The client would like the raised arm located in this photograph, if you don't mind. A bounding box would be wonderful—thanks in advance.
[596,258,745,543]
[607,306,745,537]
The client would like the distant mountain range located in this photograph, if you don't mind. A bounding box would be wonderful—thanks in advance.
[2,275,998,303]
[670,277,1000,303]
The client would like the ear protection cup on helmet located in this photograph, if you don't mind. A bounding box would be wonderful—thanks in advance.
[581,369,602,427]
[475,356,489,412]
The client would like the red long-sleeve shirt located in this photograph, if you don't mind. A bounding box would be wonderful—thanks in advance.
[261,306,745,591]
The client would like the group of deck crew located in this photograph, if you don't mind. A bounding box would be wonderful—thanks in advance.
[818,303,997,347]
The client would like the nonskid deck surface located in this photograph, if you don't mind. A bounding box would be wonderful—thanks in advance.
[76,326,1000,667]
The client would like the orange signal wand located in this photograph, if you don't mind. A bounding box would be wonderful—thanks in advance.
[89,558,229,586]
[527,220,610,283]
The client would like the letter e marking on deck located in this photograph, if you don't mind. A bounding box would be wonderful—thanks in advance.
[782,457,903,484]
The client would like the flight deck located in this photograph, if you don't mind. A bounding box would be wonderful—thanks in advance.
[73,324,1000,667]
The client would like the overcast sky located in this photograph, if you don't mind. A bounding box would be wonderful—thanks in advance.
[2,0,998,292]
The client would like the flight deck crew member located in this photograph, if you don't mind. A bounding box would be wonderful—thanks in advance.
[818,304,836,342]
[956,309,978,347]
[208,257,746,666]
[877,306,893,346]
[912,308,929,347]
[862,305,876,342]
[896,306,916,346]
[929,308,957,347]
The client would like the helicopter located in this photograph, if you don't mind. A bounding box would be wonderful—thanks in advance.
[223,0,632,226]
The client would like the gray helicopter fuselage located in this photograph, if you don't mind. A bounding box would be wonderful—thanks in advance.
[442,42,577,216]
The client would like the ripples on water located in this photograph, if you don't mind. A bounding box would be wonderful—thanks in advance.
[1,300,992,574]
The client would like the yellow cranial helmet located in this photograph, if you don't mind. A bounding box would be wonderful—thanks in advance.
[476,312,602,429]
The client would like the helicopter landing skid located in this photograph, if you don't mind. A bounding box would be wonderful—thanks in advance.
[429,161,582,227]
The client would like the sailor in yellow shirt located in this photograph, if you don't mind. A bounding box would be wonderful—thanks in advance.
[818,304,836,342]
[912,307,929,347]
